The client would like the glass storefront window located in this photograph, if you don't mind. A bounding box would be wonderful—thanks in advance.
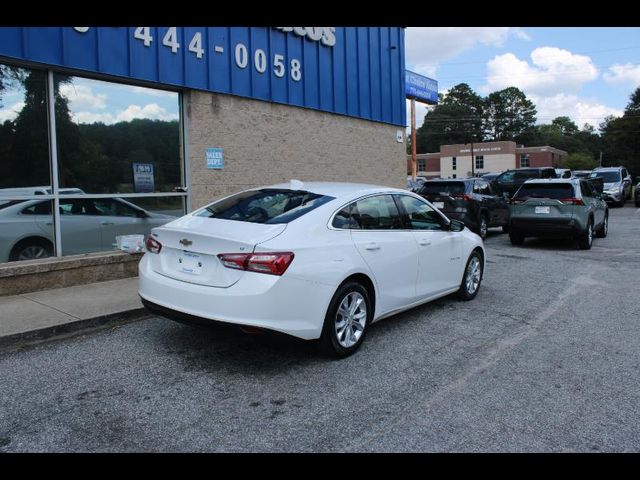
[0,65,186,265]
[0,63,51,196]
[54,75,182,194]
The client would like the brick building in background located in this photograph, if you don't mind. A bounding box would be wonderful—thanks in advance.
[408,141,567,178]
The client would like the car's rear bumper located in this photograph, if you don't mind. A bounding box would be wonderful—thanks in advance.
[510,216,583,237]
[138,253,333,340]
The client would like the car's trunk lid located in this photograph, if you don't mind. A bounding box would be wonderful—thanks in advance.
[148,216,287,287]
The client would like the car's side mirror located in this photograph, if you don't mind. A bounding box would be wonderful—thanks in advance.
[449,219,465,232]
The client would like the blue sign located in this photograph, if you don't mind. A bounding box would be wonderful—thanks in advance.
[206,148,224,170]
[0,27,407,126]
[405,70,438,105]
[132,163,154,192]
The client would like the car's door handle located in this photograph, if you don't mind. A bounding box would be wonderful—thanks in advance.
[419,239,431,246]
[365,242,381,251]
[100,222,115,226]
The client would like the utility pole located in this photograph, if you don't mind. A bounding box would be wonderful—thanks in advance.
[599,151,603,167]
[411,98,417,180]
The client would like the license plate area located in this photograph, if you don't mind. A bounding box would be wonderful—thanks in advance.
[535,206,550,214]
[178,251,204,275]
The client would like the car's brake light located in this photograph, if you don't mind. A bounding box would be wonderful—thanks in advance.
[217,252,295,276]
[145,235,162,254]
[452,193,473,201]
[560,198,585,205]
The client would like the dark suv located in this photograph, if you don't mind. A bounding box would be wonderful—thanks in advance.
[491,167,557,198]
[416,178,510,239]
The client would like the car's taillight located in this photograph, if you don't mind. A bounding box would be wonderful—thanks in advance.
[145,235,162,254]
[452,193,473,201]
[217,252,295,276]
[560,198,585,205]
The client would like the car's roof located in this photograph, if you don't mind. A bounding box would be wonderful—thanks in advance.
[425,178,474,183]
[263,181,406,199]
[523,178,579,184]
[592,167,622,171]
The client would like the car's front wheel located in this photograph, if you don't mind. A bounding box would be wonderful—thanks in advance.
[595,213,608,238]
[457,251,483,300]
[319,281,371,358]
[577,219,593,250]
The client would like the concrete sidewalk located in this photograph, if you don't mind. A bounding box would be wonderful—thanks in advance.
[0,277,149,351]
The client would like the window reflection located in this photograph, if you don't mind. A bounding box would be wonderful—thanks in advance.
[0,199,55,262]
[0,63,50,194]
[54,75,182,194]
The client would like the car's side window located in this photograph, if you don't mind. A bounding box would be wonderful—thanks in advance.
[332,203,360,230]
[497,171,516,184]
[93,199,138,217]
[474,180,490,195]
[352,195,403,230]
[21,201,51,215]
[396,195,445,231]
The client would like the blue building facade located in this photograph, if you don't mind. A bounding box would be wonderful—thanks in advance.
[0,27,406,126]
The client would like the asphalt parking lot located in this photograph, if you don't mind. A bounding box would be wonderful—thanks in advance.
[1,205,639,452]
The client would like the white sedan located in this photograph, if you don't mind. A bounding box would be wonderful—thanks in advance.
[138,181,485,357]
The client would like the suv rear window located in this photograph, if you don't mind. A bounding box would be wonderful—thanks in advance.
[195,189,335,224]
[419,182,467,195]
[513,183,576,200]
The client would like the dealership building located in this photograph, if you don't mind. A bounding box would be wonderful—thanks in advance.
[0,27,407,294]
[408,141,567,179]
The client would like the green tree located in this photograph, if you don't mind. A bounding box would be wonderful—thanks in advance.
[561,152,598,170]
[484,87,537,141]
[600,87,640,177]
[415,83,484,153]
[551,116,579,136]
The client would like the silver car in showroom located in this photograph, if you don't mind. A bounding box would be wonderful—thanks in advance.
[0,197,175,262]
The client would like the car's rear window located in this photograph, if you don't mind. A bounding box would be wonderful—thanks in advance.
[195,189,335,224]
[589,171,621,182]
[513,183,575,200]
[419,182,467,195]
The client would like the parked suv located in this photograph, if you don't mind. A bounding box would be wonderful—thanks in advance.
[491,167,557,198]
[416,178,510,239]
[588,167,632,207]
[508,178,608,250]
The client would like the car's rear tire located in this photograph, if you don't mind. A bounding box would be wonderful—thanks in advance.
[9,238,53,262]
[595,212,608,238]
[577,219,594,250]
[319,281,371,358]
[501,224,510,234]
[509,231,525,245]
[457,251,483,300]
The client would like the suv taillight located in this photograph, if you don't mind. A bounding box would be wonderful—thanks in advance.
[452,193,473,201]
[145,235,162,254]
[217,252,295,276]
[560,198,585,205]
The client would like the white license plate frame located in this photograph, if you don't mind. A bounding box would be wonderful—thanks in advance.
[535,206,550,214]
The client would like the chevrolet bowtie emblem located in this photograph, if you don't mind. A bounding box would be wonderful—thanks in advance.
[179,239,193,247]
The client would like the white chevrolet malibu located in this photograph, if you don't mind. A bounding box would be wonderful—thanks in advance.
[138,181,485,357]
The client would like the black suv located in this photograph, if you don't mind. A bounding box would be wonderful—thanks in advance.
[416,178,510,239]
[491,167,557,198]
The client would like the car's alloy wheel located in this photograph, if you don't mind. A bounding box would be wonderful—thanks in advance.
[18,245,49,260]
[457,252,483,300]
[320,281,371,358]
[334,292,367,348]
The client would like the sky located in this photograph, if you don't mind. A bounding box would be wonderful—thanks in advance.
[405,27,640,132]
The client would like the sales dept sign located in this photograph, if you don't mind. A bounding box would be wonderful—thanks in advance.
[206,148,224,170]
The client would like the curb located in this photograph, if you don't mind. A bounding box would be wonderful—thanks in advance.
[0,308,152,353]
